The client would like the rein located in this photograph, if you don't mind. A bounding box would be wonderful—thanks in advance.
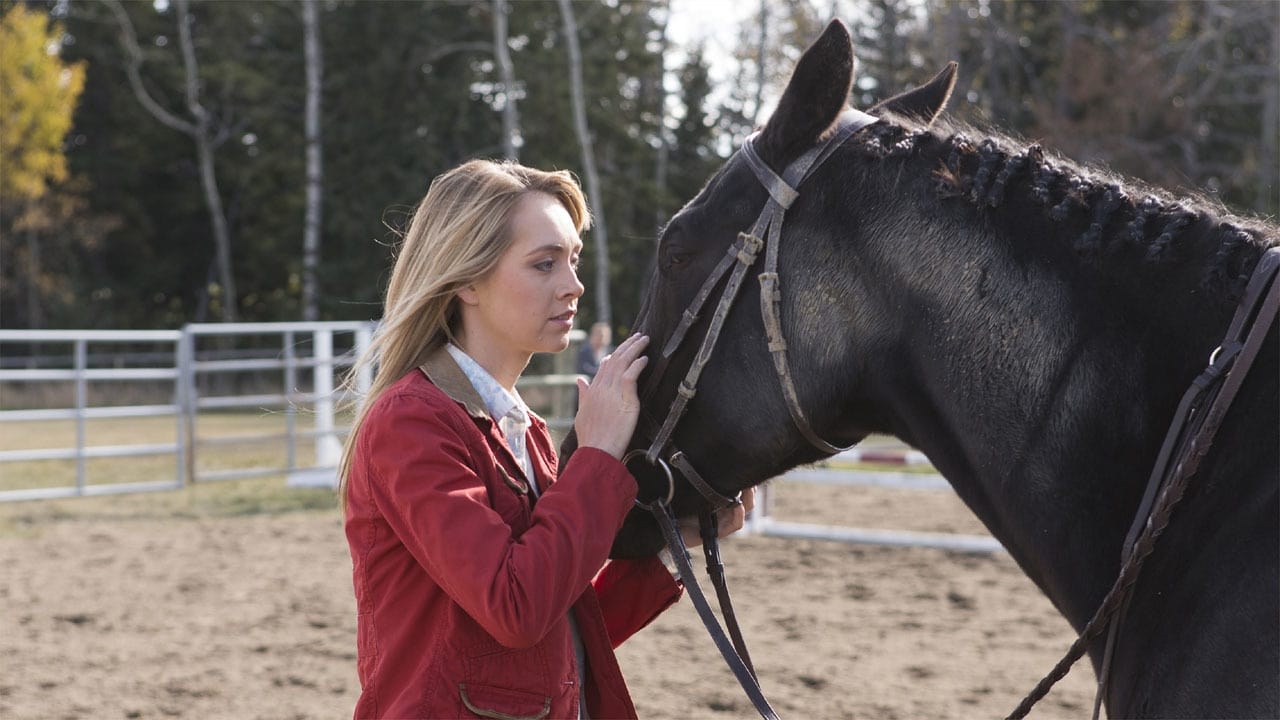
[1008,245,1280,719]
[630,110,880,719]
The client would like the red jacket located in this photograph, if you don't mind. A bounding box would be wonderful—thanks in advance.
[345,349,681,719]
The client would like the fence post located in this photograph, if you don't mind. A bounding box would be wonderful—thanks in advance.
[313,328,340,468]
[355,324,373,397]
[178,327,197,486]
[74,338,88,495]
[284,331,298,472]
[174,331,189,488]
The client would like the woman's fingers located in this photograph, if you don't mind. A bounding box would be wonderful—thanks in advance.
[621,354,649,382]
[596,334,648,381]
[572,334,648,459]
[715,487,756,537]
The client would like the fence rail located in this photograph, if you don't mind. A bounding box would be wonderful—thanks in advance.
[0,323,590,502]
[748,447,1004,554]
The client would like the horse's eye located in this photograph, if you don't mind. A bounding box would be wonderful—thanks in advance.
[661,245,692,271]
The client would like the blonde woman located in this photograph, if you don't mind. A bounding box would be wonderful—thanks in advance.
[340,160,750,719]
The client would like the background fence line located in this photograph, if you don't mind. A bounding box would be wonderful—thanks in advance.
[0,322,592,502]
[2,325,996,554]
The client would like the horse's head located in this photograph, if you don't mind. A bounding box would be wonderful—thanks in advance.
[596,20,958,557]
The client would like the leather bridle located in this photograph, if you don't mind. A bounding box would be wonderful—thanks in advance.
[632,109,880,507]
[626,109,880,719]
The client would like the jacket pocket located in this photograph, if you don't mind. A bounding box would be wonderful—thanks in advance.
[458,682,551,720]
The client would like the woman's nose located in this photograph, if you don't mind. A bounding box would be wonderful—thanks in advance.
[563,267,585,299]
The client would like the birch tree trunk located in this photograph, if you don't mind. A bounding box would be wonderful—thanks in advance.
[752,0,769,125]
[492,0,521,161]
[106,0,238,321]
[653,1,670,233]
[556,0,611,327]
[1259,10,1278,214]
[302,0,323,321]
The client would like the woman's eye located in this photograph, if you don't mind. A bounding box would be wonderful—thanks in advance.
[534,260,554,272]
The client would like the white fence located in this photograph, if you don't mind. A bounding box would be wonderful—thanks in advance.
[1,323,372,500]
[0,322,588,502]
[748,447,1004,554]
[0,329,189,500]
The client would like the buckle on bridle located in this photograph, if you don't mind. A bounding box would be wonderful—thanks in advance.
[622,449,676,508]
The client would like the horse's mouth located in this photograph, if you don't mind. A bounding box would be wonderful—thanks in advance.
[610,509,666,559]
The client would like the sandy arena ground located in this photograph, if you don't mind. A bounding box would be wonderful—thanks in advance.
[0,480,1096,719]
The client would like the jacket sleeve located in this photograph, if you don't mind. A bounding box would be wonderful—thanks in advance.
[592,556,683,648]
[359,390,638,649]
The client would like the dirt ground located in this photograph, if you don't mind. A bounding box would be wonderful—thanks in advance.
[0,479,1096,720]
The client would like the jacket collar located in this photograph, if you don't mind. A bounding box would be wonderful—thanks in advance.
[419,345,491,421]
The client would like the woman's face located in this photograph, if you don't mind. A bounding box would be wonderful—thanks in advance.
[457,192,585,373]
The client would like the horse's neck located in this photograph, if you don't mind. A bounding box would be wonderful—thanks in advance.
[869,231,1242,631]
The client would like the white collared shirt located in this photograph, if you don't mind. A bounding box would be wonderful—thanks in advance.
[445,344,537,494]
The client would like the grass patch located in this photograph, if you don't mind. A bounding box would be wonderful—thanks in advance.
[0,411,342,491]
[0,412,344,538]
[0,474,340,538]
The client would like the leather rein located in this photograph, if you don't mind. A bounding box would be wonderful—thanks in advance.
[627,110,879,720]
[1009,244,1280,719]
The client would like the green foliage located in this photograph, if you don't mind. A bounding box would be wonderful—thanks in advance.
[11,0,1274,332]
[0,3,85,204]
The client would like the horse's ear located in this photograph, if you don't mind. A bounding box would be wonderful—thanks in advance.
[757,19,854,168]
[869,62,957,125]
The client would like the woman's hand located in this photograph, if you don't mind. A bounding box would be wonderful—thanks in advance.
[681,487,756,548]
[574,333,649,459]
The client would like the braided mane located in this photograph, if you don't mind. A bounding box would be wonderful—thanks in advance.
[850,115,1278,303]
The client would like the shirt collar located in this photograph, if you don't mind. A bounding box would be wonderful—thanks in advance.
[445,343,529,425]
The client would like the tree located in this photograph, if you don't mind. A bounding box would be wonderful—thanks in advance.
[106,0,240,321]
[0,3,88,330]
[491,0,521,160]
[0,4,85,204]
[301,0,323,321]
[557,0,612,327]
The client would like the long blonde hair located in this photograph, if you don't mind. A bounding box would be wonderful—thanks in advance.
[338,160,590,508]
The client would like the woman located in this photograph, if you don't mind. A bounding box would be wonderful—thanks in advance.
[340,160,750,719]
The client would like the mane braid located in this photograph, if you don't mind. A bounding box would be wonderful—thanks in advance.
[968,140,1002,205]
[1079,184,1127,258]
[875,118,1278,302]
[1147,207,1194,262]
[1126,196,1164,248]
[985,145,1038,208]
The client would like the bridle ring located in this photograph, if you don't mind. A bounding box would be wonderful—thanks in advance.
[622,449,675,508]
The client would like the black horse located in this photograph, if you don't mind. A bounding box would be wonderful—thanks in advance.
[563,18,1278,719]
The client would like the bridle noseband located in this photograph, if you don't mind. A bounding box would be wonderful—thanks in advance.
[626,110,880,720]
[632,109,880,514]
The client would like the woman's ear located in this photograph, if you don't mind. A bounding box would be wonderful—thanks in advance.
[456,285,479,306]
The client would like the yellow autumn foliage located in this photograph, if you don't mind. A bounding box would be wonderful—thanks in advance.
[0,4,86,205]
